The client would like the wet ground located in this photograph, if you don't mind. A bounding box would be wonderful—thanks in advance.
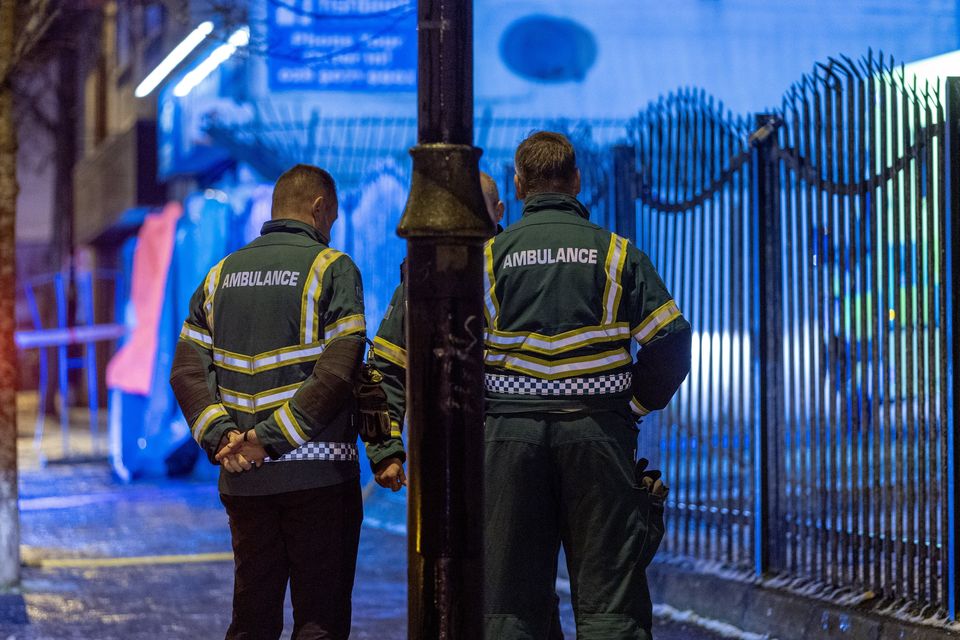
[0,422,731,639]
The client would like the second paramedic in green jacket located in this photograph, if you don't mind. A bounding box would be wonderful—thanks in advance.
[367,172,505,484]
[483,132,691,639]
[370,173,570,638]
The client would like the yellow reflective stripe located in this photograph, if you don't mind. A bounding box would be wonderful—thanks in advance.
[601,235,628,325]
[218,382,301,414]
[325,314,366,341]
[273,402,308,448]
[630,396,650,417]
[192,403,228,443]
[483,240,500,329]
[389,421,402,439]
[485,322,630,355]
[203,259,227,332]
[213,342,325,375]
[372,336,407,368]
[300,249,344,344]
[180,322,212,348]
[632,300,682,345]
[484,348,632,380]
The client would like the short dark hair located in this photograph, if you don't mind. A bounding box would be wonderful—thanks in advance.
[514,131,577,194]
[271,164,337,219]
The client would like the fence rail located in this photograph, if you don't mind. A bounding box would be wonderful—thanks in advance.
[630,89,757,570]
[626,54,957,620]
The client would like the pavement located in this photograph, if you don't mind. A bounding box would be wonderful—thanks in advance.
[0,414,733,640]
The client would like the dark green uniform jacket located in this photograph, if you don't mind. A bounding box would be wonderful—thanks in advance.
[483,193,691,415]
[177,219,367,496]
[367,271,407,467]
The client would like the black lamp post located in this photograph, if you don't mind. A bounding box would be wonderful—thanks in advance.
[398,0,493,637]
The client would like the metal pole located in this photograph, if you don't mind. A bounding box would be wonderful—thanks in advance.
[612,145,638,241]
[0,0,21,591]
[750,113,781,575]
[943,76,959,619]
[399,0,493,637]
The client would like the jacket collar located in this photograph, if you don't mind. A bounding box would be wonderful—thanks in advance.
[260,218,328,244]
[521,192,591,220]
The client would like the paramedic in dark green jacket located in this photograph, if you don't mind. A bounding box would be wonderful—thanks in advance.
[368,171,504,458]
[483,132,691,639]
[370,173,568,638]
[170,164,403,640]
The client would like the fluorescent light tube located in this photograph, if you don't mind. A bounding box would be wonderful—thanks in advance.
[134,21,214,98]
[172,26,250,98]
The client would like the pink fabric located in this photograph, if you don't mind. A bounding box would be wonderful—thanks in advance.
[106,202,183,394]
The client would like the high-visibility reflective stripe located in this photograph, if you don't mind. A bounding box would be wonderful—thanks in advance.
[485,371,632,396]
[203,259,226,332]
[300,249,344,345]
[273,402,308,448]
[325,314,366,341]
[191,403,228,443]
[484,322,630,355]
[484,348,632,380]
[630,396,650,417]
[180,322,212,348]
[219,382,300,414]
[372,336,407,368]
[265,441,358,463]
[601,235,628,325]
[213,342,325,375]
[632,299,682,345]
[483,240,500,329]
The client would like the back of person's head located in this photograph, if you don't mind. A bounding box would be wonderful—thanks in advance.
[271,164,337,223]
[480,172,505,224]
[514,131,579,197]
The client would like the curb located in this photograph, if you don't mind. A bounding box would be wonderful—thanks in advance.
[648,563,959,640]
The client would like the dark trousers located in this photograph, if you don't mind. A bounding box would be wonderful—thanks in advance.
[220,481,363,640]
[484,412,664,640]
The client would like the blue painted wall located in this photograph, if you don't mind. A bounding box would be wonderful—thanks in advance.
[473,0,958,117]
[240,0,959,118]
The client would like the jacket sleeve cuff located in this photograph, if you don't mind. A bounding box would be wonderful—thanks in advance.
[200,419,238,465]
[629,396,651,420]
[364,437,406,470]
[254,417,296,460]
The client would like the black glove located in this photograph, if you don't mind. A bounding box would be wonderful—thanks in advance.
[354,362,393,444]
[634,458,669,499]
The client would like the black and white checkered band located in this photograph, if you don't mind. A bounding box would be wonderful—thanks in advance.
[484,372,632,396]
[265,441,358,463]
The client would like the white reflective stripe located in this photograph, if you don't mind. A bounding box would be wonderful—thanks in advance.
[483,241,499,328]
[275,403,307,448]
[219,384,299,414]
[301,249,343,345]
[603,236,627,325]
[180,322,212,347]
[191,404,227,442]
[325,314,366,341]
[630,397,650,417]
[303,273,321,344]
[633,300,682,345]
[485,323,630,354]
[213,343,325,374]
[484,349,632,379]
